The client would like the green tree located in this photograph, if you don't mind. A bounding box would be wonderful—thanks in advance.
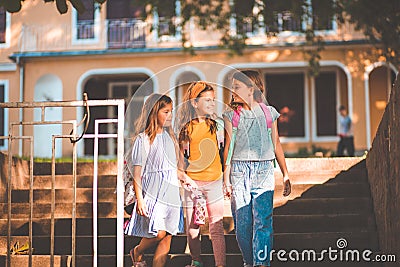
[336,0,400,68]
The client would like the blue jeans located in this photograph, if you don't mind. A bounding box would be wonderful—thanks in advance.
[230,160,274,266]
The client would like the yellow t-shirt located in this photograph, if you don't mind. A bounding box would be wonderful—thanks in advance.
[186,121,222,181]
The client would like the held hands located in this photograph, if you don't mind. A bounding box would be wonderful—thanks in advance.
[179,171,198,189]
[223,182,232,199]
[283,176,291,197]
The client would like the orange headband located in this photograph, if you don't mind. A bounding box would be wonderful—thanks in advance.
[189,81,208,100]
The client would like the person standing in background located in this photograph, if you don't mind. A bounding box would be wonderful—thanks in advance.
[337,105,355,156]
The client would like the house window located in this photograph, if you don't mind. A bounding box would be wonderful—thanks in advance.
[106,0,146,48]
[77,0,95,39]
[0,6,10,46]
[107,0,145,20]
[265,73,305,137]
[73,0,100,42]
[157,0,178,37]
[264,0,303,33]
[234,0,256,36]
[312,0,335,31]
[315,72,337,136]
[0,7,5,44]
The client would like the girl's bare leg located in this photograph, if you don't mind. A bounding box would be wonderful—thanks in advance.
[131,231,168,263]
[153,234,172,267]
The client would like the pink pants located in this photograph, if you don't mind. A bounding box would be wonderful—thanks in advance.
[184,178,226,266]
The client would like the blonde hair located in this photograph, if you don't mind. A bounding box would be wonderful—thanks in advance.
[175,81,217,144]
[135,93,175,143]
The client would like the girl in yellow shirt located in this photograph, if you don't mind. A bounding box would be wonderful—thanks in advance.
[175,81,226,267]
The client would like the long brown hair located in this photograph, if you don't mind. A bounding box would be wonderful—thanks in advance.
[175,81,217,144]
[135,93,175,143]
[230,70,266,107]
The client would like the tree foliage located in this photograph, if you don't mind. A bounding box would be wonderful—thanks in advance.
[1,0,399,71]
[336,0,400,68]
[0,0,106,14]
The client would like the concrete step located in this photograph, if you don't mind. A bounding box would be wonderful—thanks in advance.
[274,168,367,185]
[274,214,372,233]
[5,181,365,219]
[0,218,120,237]
[283,157,364,173]
[4,181,367,218]
[32,161,117,176]
[0,230,381,267]
[15,168,366,190]
[0,235,188,256]
[69,252,384,267]
[292,182,371,198]
[11,175,117,190]
[8,188,116,203]
[9,164,364,191]
[0,231,378,256]
[274,197,372,215]
[0,255,65,267]
[29,158,363,176]
[0,202,117,219]
[6,175,116,192]
[274,182,370,209]
[1,205,374,235]
[326,168,368,184]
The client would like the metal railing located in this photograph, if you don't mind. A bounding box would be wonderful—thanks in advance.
[107,19,147,49]
[19,19,148,52]
[0,97,125,267]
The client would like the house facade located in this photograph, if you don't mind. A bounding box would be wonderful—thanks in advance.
[0,0,397,158]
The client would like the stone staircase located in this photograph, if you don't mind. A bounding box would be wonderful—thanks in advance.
[0,157,382,266]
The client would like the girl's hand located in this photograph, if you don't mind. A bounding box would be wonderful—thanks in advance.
[223,182,232,199]
[283,177,291,197]
[136,199,148,217]
[180,173,198,190]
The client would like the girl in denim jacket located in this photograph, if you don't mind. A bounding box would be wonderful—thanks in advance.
[223,70,291,267]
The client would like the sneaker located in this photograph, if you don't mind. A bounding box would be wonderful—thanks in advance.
[185,260,204,267]
[132,261,147,267]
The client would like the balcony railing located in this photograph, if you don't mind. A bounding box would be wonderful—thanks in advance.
[18,19,148,52]
[15,15,354,53]
[107,19,147,49]
[77,20,95,40]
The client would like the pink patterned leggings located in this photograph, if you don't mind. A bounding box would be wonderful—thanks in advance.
[184,178,226,266]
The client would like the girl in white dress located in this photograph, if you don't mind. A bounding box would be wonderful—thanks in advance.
[124,94,184,267]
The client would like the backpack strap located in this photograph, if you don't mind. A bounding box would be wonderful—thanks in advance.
[259,103,272,129]
[259,103,277,167]
[259,103,273,144]
[225,106,242,166]
[215,117,225,171]
[231,106,242,128]
[215,117,225,149]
